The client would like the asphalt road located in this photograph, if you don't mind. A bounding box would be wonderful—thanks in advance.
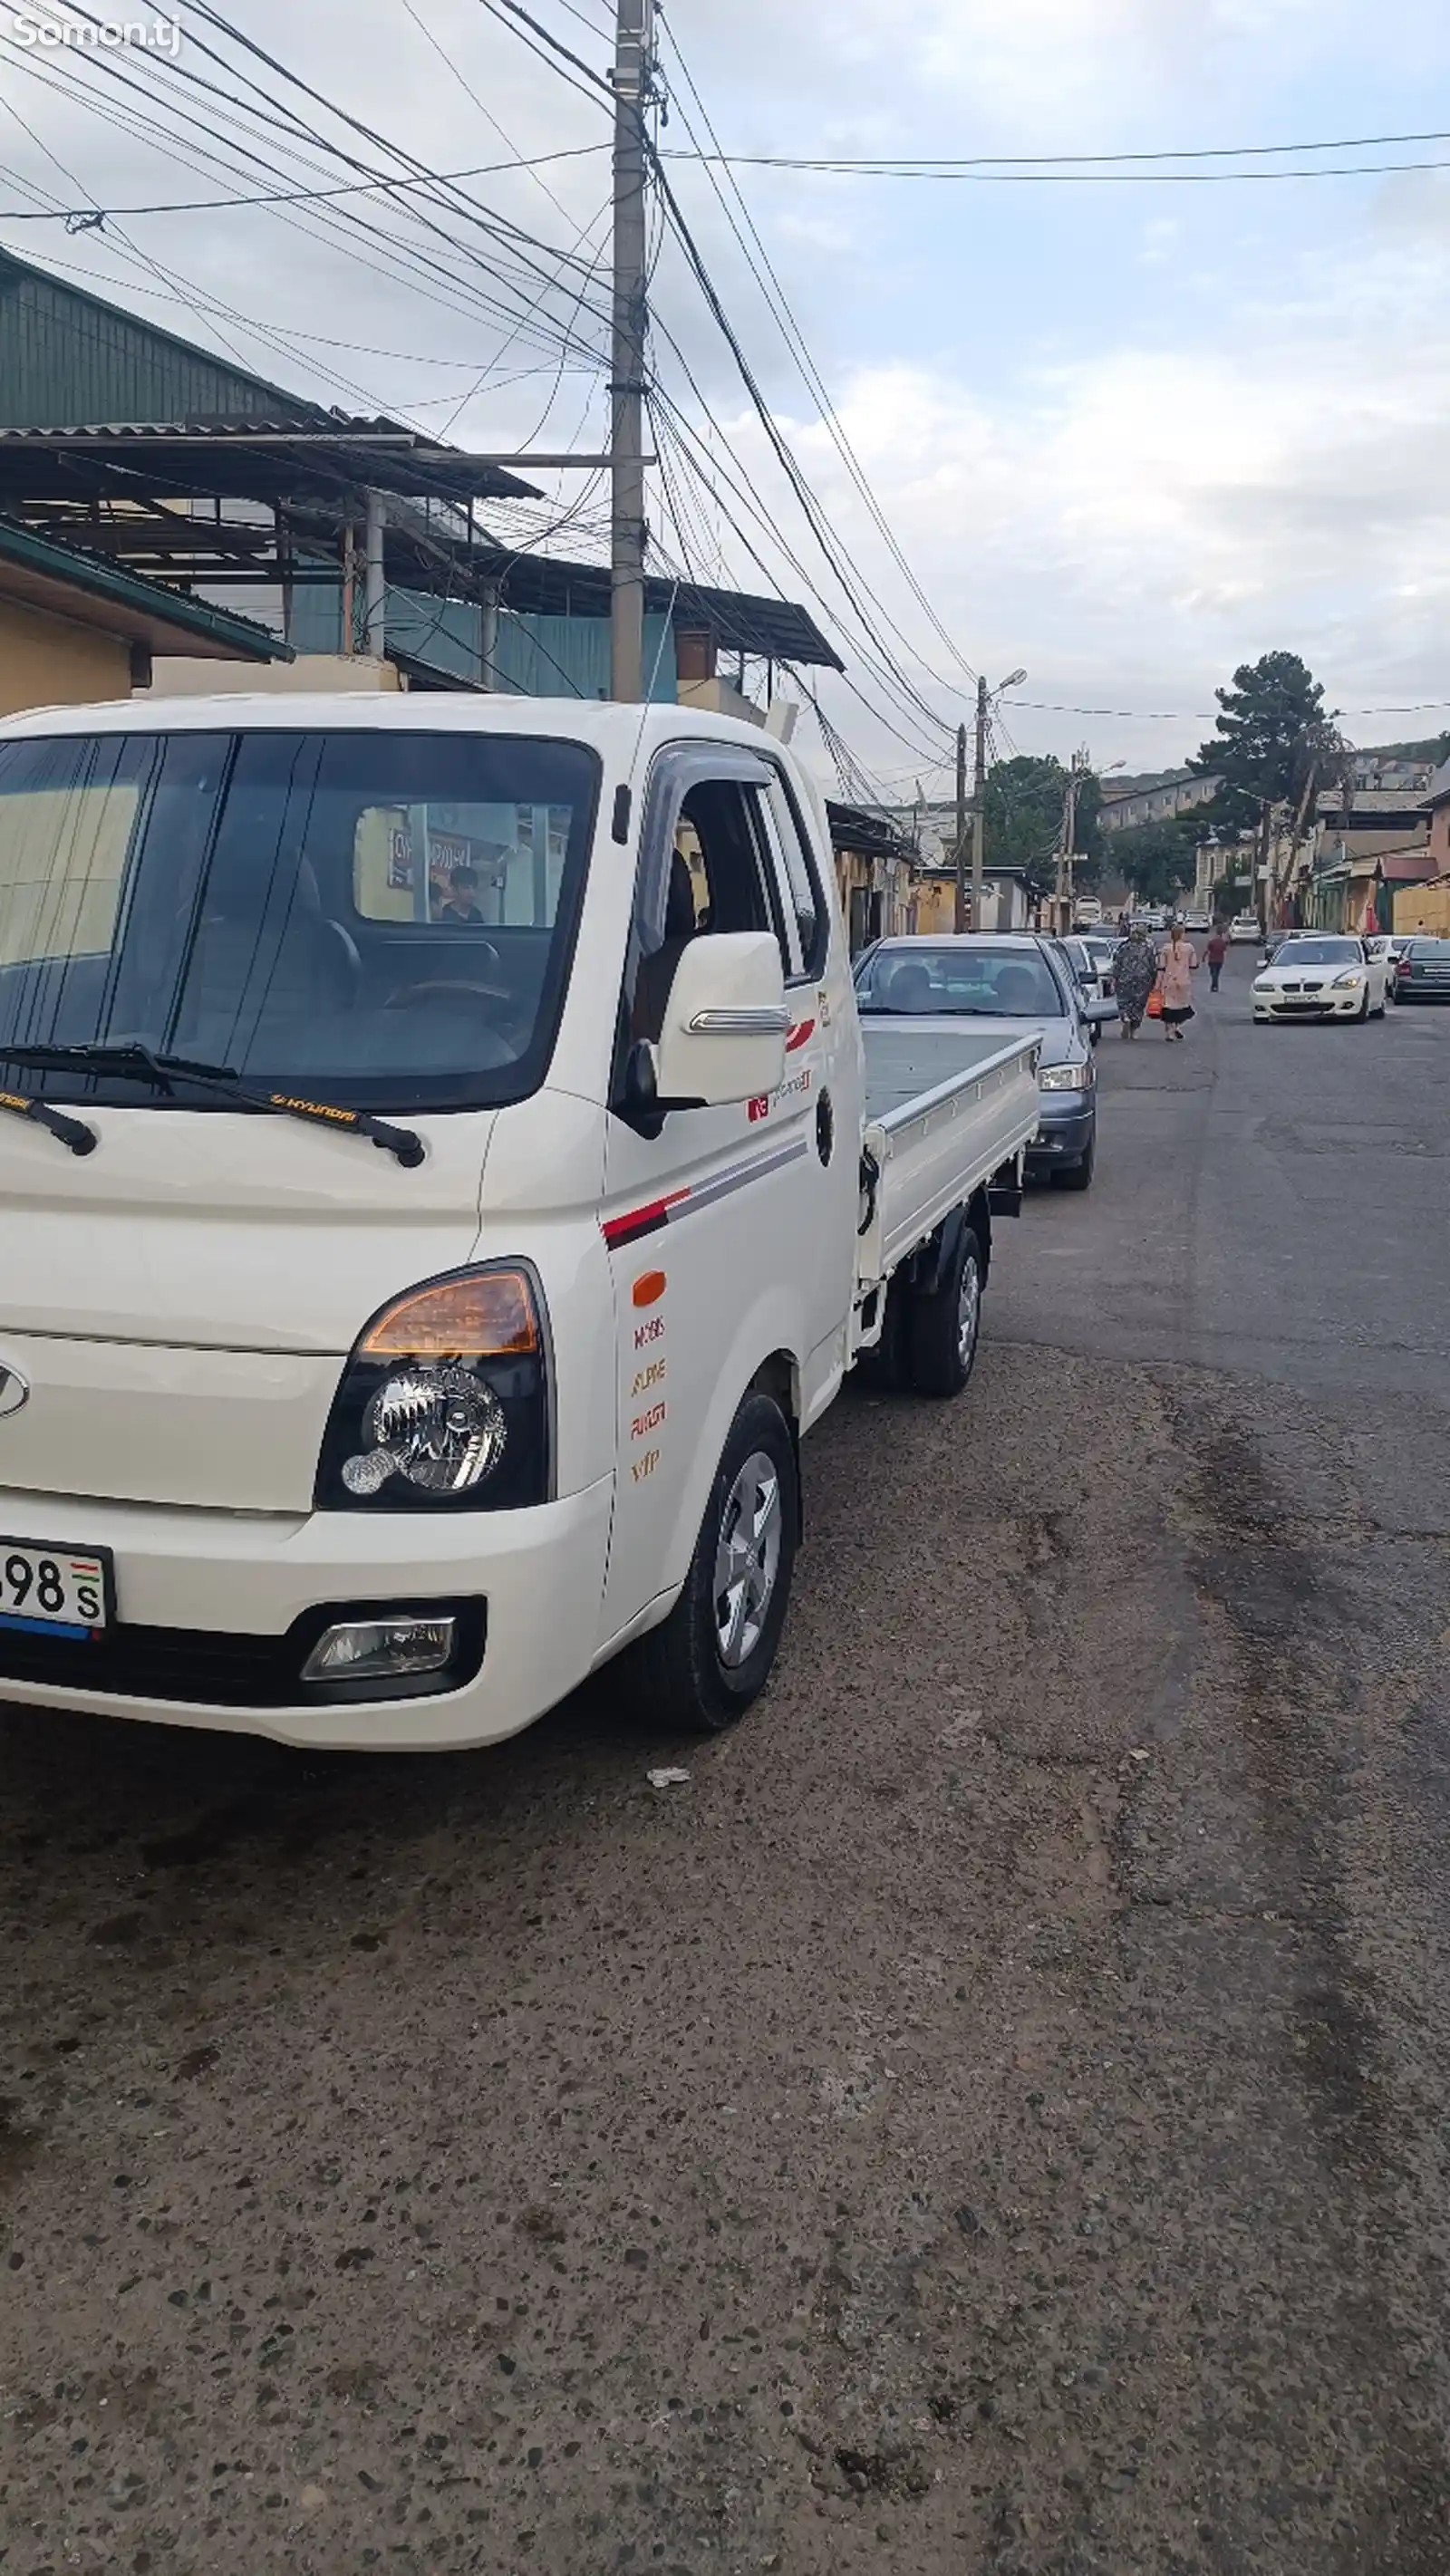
[4,948,1450,2575]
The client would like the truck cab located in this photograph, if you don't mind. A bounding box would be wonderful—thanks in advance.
[0,697,866,1749]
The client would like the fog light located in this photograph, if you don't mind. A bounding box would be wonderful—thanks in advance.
[301,1616,456,1683]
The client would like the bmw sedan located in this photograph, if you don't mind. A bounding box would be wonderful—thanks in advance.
[1251,934,1387,1023]
[854,933,1098,1189]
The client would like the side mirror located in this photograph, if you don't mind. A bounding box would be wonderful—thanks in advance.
[654,931,788,1110]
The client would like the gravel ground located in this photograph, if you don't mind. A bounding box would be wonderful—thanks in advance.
[4,953,1450,2574]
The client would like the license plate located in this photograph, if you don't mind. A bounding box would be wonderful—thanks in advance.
[0,1537,112,1639]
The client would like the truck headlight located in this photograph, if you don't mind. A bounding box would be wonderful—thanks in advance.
[316,1265,551,1512]
[1039,1061,1093,1092]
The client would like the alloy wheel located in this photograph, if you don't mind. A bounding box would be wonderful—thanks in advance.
[713,1452,783,1668]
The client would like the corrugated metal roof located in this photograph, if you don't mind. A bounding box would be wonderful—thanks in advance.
[826,801,914,859]
[0,414,462,440]
[465,544,844,670]
[0,421,538,505]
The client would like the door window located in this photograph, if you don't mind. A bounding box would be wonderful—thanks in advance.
[759,777,827,979]
[633,777,788,1043]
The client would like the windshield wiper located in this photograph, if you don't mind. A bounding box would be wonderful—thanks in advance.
[862,1001,1045,1019]
[0,1081,97,1157]
[0,1042,425,1169]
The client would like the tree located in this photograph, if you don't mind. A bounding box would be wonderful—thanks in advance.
[984,755,1103,879]
[1194,651,1342,835]
[1111,819,1197,909]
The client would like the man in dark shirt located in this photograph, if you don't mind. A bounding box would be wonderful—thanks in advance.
[438,863,484,925]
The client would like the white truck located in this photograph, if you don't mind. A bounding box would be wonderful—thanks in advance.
[0,696,1040,1751]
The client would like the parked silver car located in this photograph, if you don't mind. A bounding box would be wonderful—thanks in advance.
[1059,935,1121,1041]
[854,933,1102,1189]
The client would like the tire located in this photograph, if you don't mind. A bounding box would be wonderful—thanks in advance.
[907,1221,983,1398]
[1052,1129,1097,1192]
[621,1392,798,1734]
[1357,992,1370,1022]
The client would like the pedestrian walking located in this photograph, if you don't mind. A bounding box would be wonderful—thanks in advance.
[1113,923,1155,1038]
[1156,921,1199,1040]
[1205,923,1228,992]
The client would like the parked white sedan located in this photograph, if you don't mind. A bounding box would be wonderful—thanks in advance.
[1252,934,1388,1023]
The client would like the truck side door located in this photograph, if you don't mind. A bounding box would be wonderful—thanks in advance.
[597,745,856,1649]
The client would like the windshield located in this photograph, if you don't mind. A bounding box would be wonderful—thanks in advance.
[1266,938,1361,967]
[1409,938,1450,955]
[0,728,598,1111]
[856,943,1066,1018]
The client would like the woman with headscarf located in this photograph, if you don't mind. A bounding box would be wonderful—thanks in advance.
[1112,923,1155,1039]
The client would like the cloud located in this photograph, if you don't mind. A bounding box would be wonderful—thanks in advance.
[5,0,1450,776]
[664,0,1358,148]
[720,237,1450,769]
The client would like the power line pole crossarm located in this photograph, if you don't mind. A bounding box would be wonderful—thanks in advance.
[610,0,656,705]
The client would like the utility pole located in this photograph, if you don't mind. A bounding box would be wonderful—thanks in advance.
[363,488,386,659]
[1058,747,1087,933]
[339,515,355,657]
[609,0,655,704]
[953,722,969,931]
[970,673,989,932]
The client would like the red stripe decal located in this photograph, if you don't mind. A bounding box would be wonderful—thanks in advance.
[602,1188,690,1250]
[785,1017,815,1053]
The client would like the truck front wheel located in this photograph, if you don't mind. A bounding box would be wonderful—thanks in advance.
[622,1393,799,1733]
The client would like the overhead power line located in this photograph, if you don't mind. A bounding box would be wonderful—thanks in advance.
[655,6,978,700]
[1008,697,1450,723]
[664,124,1450,170]
[0,141,613,220]
[649,381,952,761]
[647,154,955,741]
[660,149,1450,187]
[7,125,1450,220]
[0,0,616,391]
[470,0,614,104]
[14,139,1450,225]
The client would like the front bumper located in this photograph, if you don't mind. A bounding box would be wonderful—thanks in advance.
[1252,989,1366,1019]
[0,1477,614,1751]
[1028,1099,1095,1164]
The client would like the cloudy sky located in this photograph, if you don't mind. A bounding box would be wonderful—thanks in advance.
[4,0,1450,790]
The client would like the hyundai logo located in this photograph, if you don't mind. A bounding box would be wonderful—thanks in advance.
[0,1365,30,1417]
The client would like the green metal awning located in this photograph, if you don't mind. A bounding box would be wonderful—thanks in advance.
[0,514,289,661]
